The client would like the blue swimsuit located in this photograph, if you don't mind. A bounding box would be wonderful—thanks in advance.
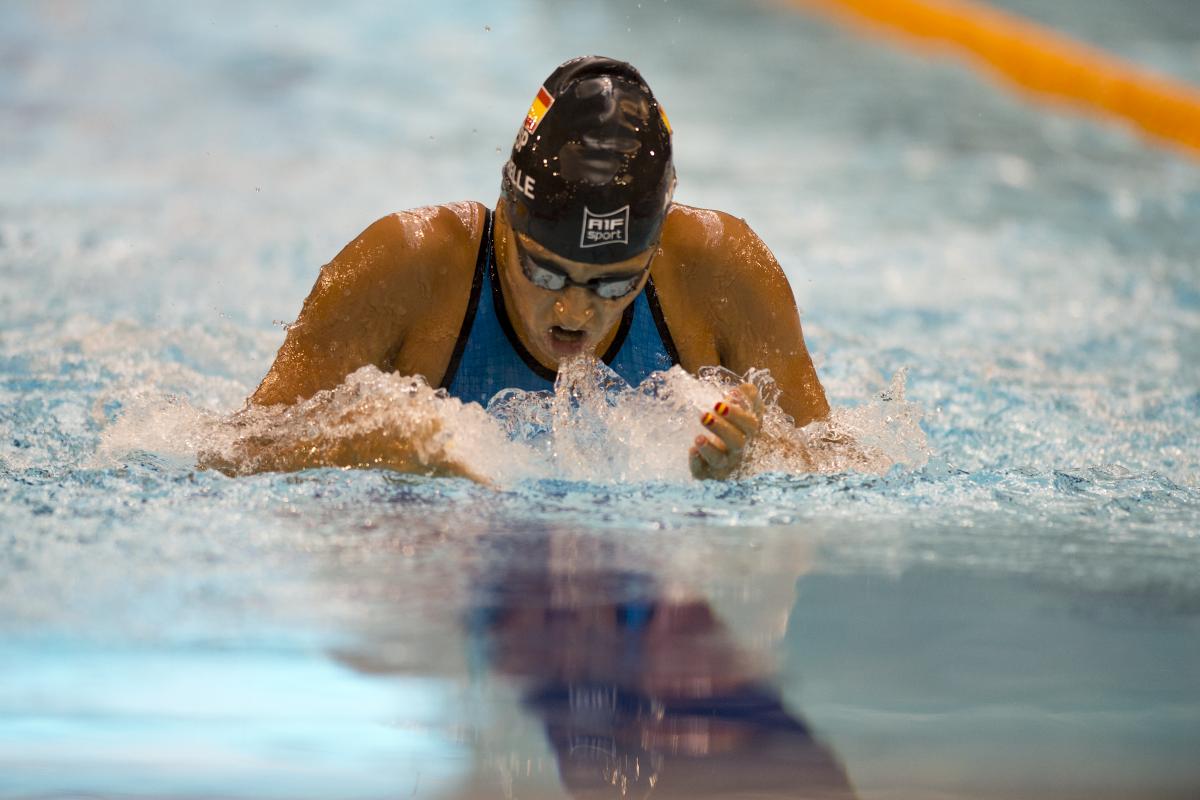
[443,210,679,407]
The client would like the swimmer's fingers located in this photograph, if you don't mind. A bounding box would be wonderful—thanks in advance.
[715,384,762,440]
[697,434,730,469]
[688,443,706,478]
[690,383,763,481]
[700,405,749,455]
[698,383,762,456]
[731,382,764,422]
[689,433,734,480]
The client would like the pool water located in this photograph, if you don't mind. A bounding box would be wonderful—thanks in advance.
[2,1,1199,798]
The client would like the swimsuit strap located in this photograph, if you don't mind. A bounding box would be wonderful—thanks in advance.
[443,206,679,407]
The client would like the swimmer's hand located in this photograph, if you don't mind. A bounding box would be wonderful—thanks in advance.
[689,382,763,481]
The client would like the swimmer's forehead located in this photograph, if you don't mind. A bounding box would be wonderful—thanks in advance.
[517,231,652,278]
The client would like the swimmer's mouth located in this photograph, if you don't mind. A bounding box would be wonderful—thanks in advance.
[547,326,589,355]
[550,326,586,342]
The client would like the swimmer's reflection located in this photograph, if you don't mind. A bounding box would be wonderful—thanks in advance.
[471,565,857,799]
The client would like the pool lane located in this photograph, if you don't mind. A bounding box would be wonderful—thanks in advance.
[987,0,1200,85]
[789,0,1200,158]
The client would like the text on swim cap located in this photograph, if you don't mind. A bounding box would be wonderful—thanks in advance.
[505,160,536,200]
[579,206,630,248]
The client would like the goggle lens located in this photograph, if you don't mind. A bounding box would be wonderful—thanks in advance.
[517,240,648,300]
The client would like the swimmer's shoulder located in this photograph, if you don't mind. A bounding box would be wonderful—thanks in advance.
[329,201,486,326]
[657,204,756,283]
[360,201,491,380]
[649,204,743,367]
[396,200,489,329]
[652,204,793,367]
[252,203,487,405]
[658,202,790,296]
[357,201,484,283]
[309,201,481,288]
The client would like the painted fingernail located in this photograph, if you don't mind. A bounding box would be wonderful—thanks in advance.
[702,412,715,426]
[715,402,729,417]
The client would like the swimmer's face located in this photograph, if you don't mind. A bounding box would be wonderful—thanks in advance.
[499,210,656,367]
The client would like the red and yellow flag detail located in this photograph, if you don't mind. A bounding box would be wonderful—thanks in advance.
[523,86,554,133]
[659,104,672,135]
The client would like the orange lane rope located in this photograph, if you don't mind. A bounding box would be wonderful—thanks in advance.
[791,0,1200,158]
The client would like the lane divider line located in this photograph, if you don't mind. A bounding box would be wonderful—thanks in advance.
[790,0,1200,157]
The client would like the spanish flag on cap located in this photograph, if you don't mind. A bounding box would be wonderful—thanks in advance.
[523,86,554,133]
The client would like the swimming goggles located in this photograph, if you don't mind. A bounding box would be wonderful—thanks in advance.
[513,233,652,300]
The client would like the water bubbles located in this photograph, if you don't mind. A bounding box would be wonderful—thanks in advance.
[486,358,926,482]
[98,360,927,486]
[487,357,704,482]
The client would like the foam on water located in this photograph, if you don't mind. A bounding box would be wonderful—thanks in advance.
[2,287,1193,609]
[95,355,928,487]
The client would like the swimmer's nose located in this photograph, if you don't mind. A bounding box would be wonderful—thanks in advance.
[554,290,595,327]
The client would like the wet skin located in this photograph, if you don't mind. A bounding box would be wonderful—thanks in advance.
[492,200,653,371]
[246,199,829,479]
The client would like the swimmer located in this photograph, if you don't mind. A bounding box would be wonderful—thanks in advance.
[229,56,829,481]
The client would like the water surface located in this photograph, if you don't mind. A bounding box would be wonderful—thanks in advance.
[2,1,1199,797]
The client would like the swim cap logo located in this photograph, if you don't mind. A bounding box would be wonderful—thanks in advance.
[523,86,554,134]
[580,206,630,248]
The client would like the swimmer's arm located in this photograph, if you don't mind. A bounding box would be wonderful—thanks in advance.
[214,208,487,480]
[198,406,487,482]
[250,214,423,407]
[712,223,879,472]
[682,214,830,478]
[715,218,830,428]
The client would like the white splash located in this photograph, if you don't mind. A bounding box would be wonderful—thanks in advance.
[98,359,928,485]
[488,358,724,482]
[755,367,931,475]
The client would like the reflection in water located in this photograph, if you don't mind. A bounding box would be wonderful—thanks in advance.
[470,537,857,799]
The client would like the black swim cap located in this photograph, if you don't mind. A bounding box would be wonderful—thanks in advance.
[501,56,675,264]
